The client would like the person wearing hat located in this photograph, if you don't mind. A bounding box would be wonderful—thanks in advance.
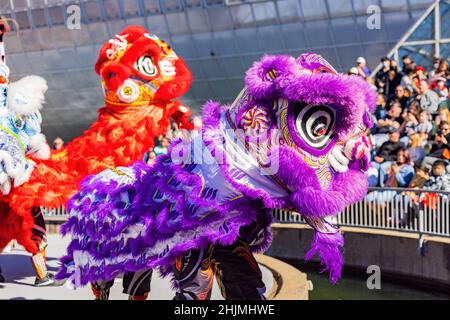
[356,56,371,78]
[348,67,359,76]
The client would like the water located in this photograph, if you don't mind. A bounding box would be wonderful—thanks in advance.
[286,260,450,300]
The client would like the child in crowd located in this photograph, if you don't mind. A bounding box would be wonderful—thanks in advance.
[425,160,450,191]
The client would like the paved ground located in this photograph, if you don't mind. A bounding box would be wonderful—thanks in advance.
[0,235,273,300]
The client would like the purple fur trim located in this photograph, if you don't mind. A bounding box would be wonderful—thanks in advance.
[245,55,298,100]
[274,146,368,217]
[304,230,344,284]
[243,54,374,141]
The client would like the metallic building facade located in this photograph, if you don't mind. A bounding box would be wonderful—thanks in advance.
[0,0,434,141]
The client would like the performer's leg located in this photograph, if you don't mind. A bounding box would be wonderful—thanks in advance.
[0,266,4,283]
[172,246,215,300]
[91,279,115,300]
[29,207,54,286]
[212,237,266,300]
[122,269,153,300]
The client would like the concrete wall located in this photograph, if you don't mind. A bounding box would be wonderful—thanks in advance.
[266,225,450,292]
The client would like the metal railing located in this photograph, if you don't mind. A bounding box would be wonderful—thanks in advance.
[273,187,450,238]
[42,187,450,238]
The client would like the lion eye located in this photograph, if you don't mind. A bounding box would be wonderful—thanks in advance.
[134,55,158,77]
[14,116,25,130]
[294,103,335,150]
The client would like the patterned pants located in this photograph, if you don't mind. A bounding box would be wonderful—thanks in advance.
[173,237,266,300]
[91,269,153,300]
[30,207,49,280]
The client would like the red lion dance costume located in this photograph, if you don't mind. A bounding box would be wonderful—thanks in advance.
[0,26,193,288]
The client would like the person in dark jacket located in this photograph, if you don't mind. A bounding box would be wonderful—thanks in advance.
[371,129,405,186]
[422,120,450,170]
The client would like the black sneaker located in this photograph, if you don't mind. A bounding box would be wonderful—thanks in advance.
[34,273,65,287]
[0,268,5,283]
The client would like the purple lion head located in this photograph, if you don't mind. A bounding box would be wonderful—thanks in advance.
[226,53,375,218]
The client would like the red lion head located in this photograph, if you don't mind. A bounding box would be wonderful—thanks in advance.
[95,26,193,128]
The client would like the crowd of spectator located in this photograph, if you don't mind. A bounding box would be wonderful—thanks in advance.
[350,54,450,193]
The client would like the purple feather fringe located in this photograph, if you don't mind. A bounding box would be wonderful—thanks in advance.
[304,231,344,284]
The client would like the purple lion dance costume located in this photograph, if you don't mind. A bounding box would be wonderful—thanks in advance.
[56,53,375,299]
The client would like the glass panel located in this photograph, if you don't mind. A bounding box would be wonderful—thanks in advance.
[212,30,238,55]
[15,11,31,30]
[76,45,98,68]
[84,1,102,22]
[185,59,206,80]
[312,48,339,69]
[441,1,450,39]
[51,25,74,48]
[185,0,202,9]
[190,81,214,100]
[257,26,284,51]
[380,0,408,11]
[35,28,56,50]
[383,11,413,40]
[330,17,358,44]
[337,46,364,71]
[235,28,261,52]
[281,23,308,50]
[104,0,121,19]
[48,5,65,25]
[143,0,161,14]
[408,0,434,10]
[145,15,169,38]
[408,10,434,41]
[252,1,277,26]
[171,35,198,57]
[207,7,232,31]
[353,0,381,15]
[7,53,31,74]
[87,22,110,44]
[192,33,215,57]
[356,16,385,42]
[122,0,140,18]
[230,4,255,28]
[327,0,353,16]
[166,12,189,35]
[70,27,94,46]
[363,43,391,67]
[0,1,12,11]
[300,0,328,20]
[209,79,238,99]
[68,70,98,89]
[29,0,46,9]
[3,33,23,53]
[220,56,243,77]
[162,0,181,12]
[440,43,450,61]
[32,8,48,28]
[200,58,223,78]
[12,0,29,10]
[276,0,300,23]
[106,19,126,36]
[304,20,332,47]
[187,10,209,33]
[19,30,39,51]
[398,44,435,69]
[206,0,224,5]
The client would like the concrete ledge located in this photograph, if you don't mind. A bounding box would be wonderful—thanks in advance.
[255,254,309,300]
[272,223,450,245]
[268,224,450,294]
